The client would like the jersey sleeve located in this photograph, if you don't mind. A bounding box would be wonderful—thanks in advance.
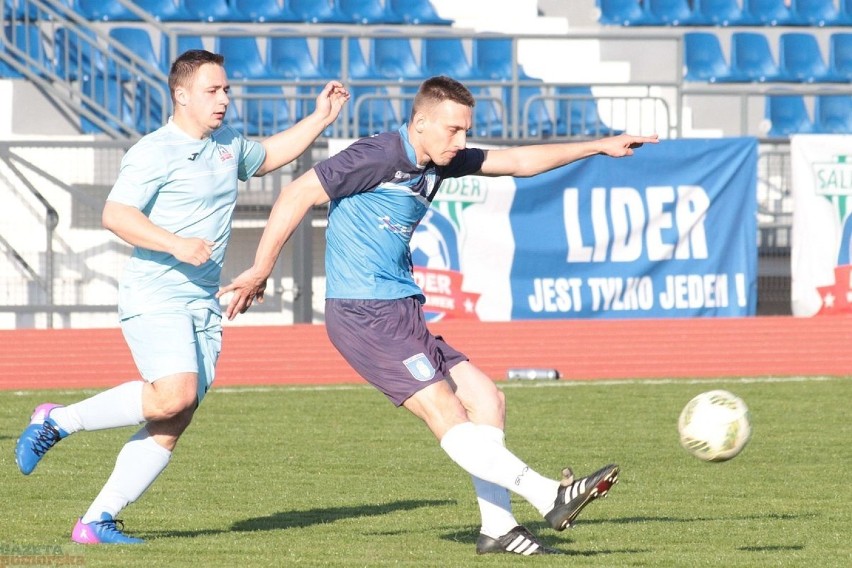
[235,128,266,181]
[440,147,486,179]
[314,134,398,200]
[106,140,168,211]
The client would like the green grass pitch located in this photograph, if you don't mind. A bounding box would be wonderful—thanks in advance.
[1,376,850,567]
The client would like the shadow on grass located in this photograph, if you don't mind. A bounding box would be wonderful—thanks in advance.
[146,499,455,539]
[440,525,650,556]
[232,499,455,532]
[737,545,805,552]
[438,512,807,556]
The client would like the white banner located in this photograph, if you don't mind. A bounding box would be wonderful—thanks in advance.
[791,135,852,316]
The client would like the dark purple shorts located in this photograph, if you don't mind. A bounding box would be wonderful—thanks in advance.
[325,296,468,406]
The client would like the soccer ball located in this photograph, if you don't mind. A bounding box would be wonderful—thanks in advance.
[678,390,751,462]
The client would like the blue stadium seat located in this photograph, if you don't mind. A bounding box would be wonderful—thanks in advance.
[108,27,160,81]
[469,86,504,137]
[422,36,475,79]
[3,0,48,20]
[241,85,293,136]
[647,0,704,25]
[841,0,852,24]
[133,79,168,133]
[398,84,419,124]
[683,32,739,82]
[472,37,535,80]
[598,0,658,25]
[504,85,552,137]
[267,30,324,79]
[554,86,617,137]
[133,0,193,22]
[159,30,205,72]
[318,34,376,79]
[290,0,350,23]
[765,93,814,137]
[80,74,132,134]
[792,0,841,26]
[0,31,23,78]
[730,32,782,82]
[778,32,831,83]
[696,0,749,26]
[3,23,50,78]
[743,0,797,25]
[385,0,452,25]
[337,0,403,24]
[54,26,104,81]
[216,31,274,80]
[233,0,300,23]
[814,94,852,133]
[183,0,250,22]
[350,86,399,136]
[828,33,852,82]
[75,0,141,21]
[370,33,424,80]
[224,93,246,133]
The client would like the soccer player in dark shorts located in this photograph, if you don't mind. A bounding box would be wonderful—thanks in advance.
[221,76,658,555]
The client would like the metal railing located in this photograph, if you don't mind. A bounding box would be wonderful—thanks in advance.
[1,2,821,324]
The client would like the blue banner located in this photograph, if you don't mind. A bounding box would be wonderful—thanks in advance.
[509,138,758,319]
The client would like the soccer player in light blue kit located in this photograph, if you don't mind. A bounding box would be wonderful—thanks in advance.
[221,76,658,555]
[14,50,349,544]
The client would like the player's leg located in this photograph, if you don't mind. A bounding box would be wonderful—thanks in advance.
[14,311,198,475]
[73,308,220,544]
[440,360,522,548]
[325,298,549,551]
[410,362,620,533]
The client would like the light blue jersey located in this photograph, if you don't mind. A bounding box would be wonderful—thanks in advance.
[315,125,485,301]
[107,120,265,318]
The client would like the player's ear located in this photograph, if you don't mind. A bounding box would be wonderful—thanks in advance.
[413,111,426,133]
[175,86,188,107]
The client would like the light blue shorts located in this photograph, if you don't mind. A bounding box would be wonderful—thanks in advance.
[120,307,222,405]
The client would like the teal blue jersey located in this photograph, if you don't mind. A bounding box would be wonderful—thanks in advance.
[107,121,265,318]
[315,125,485,301]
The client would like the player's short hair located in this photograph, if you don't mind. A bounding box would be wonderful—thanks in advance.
[168,49,225,104]
[411,76,475,120]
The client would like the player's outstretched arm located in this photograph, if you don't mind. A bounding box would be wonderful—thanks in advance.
[218,170,330,320]
[479,133,659,178]
[255,81,350,176]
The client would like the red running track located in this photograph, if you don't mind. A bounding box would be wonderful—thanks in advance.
[0,317,850,391]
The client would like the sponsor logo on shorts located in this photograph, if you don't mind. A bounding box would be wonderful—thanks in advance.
[403,353,436,382]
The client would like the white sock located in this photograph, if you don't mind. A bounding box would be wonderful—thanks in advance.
[81,428,171,524]
[472,425,518,538]
[440,422,560,516]
[50,381,145,434]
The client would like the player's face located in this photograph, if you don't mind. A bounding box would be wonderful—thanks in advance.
[175,63,230,139]
[414,99,472,166]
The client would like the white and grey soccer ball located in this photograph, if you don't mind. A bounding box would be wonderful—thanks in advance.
[678,390,752,462]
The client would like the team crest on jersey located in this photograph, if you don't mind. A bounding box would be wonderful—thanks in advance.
[403,353,436,382]
[216,145,233,162]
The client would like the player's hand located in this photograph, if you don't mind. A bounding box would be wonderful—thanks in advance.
[599,133,660,157]
[313,80,350,125]
[217,267,269,320]
[171,237,216,266]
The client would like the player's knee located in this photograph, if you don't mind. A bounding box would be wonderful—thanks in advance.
[145,376,198,420]
[494,388,506,415]
[157,396,196,420]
